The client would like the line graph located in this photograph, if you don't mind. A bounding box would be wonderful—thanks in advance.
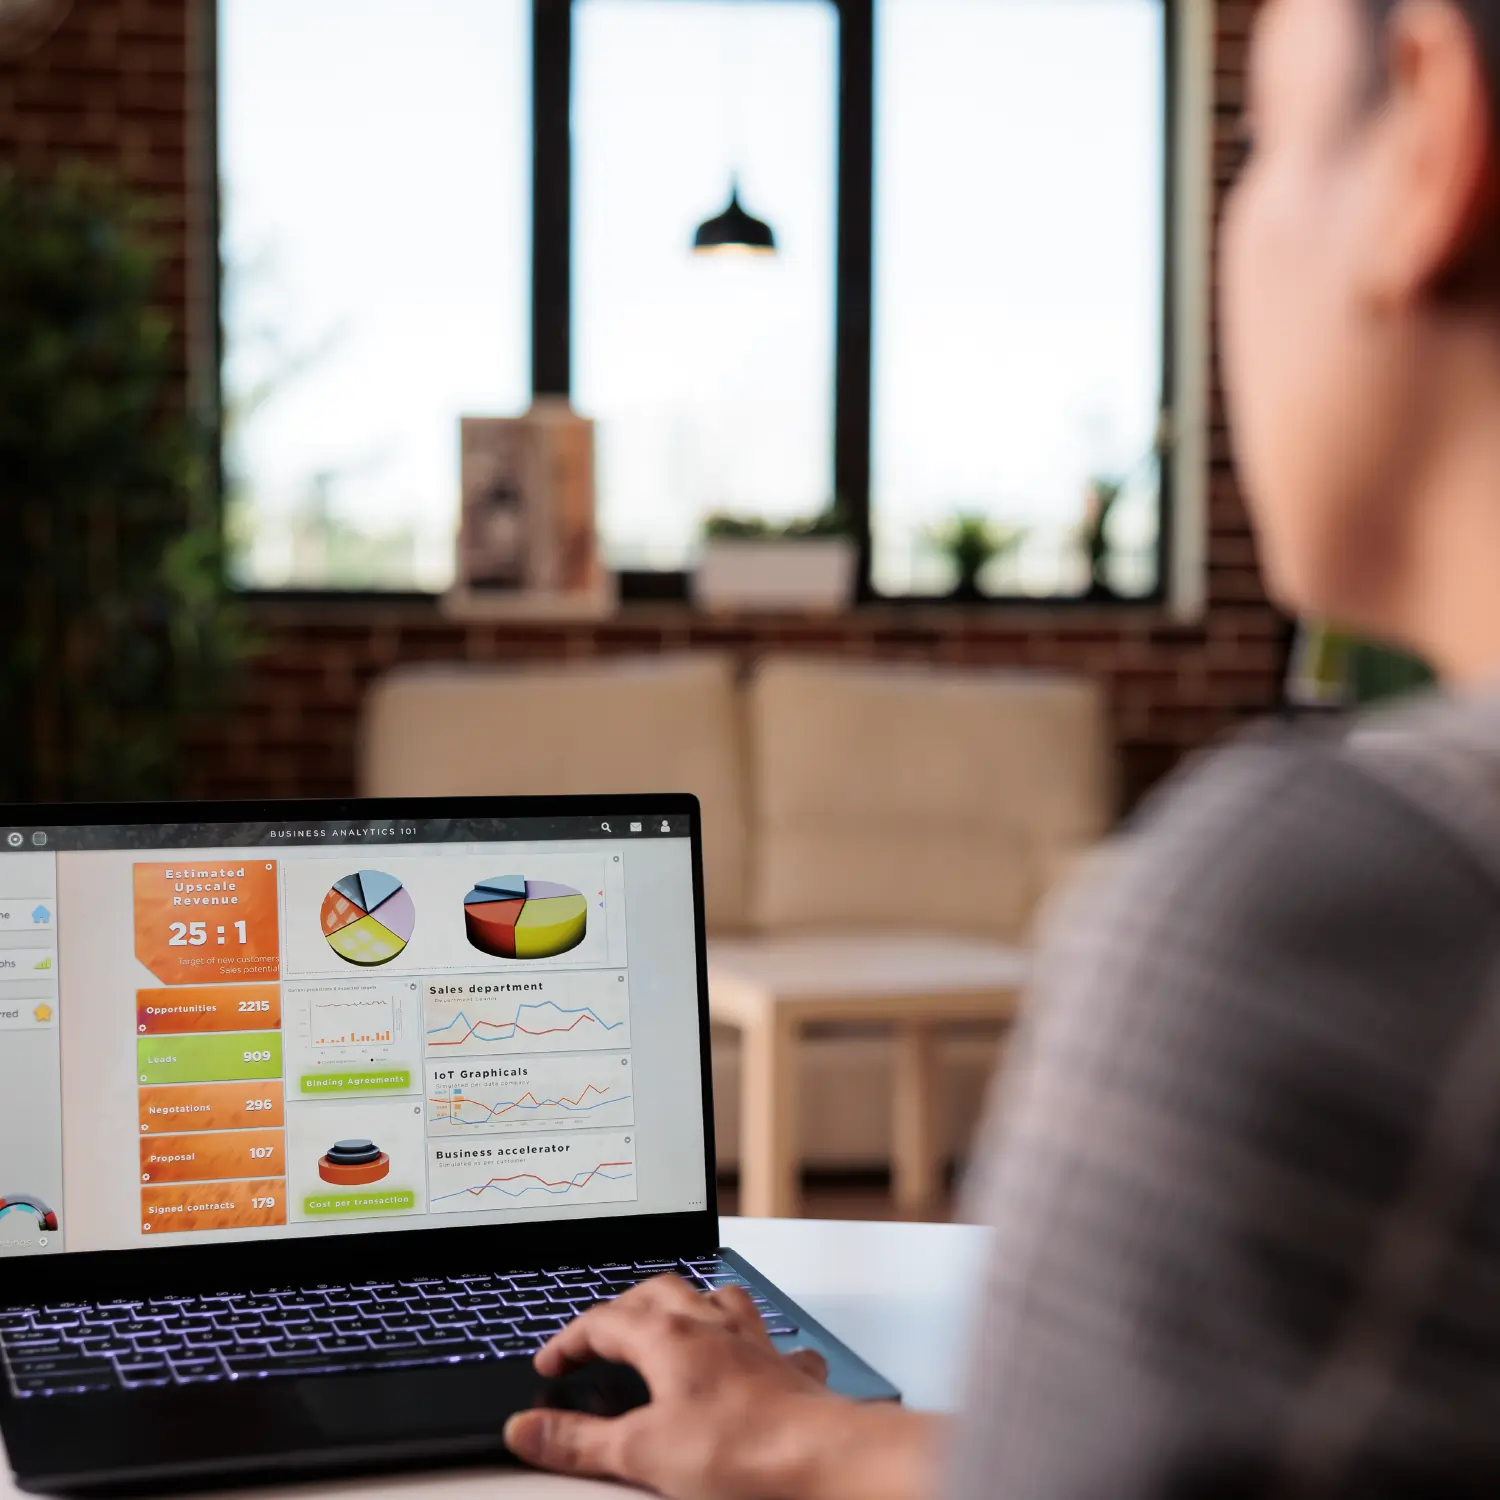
[432,1163,633,1204]
[428,1004,621,1046]
[428,1130,637,1214]
[426,1053,634,1135]
[423,981,630,1058]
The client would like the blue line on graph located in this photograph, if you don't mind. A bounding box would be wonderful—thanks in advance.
[426,1002,625,1045]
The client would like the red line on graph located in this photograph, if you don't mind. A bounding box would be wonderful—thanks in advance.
[431,1083,613,1120]
[454,1163,633,1197]
[428,1013,608,1048]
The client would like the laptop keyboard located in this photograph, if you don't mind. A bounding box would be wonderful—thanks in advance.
[0,1258,798,1400]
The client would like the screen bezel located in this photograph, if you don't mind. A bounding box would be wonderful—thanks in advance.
[0,792,719,1303]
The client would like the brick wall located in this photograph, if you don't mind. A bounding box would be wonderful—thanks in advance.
[189,601,1288,812]
[2,0,1285,816]
[0,0,208,390]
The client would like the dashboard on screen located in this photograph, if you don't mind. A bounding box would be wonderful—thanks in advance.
[0,813,709,1259]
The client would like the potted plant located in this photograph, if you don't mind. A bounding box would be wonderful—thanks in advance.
[1078,475,1126,600]
[693,504,857,614]
[927,513,1026,601]
[0,164,244,800]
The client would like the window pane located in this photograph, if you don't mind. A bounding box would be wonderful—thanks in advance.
[220,0,530,591]
[574,0,838,569]
[872,0,1166,598]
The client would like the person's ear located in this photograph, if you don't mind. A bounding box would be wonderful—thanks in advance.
[1355,0,1499,308]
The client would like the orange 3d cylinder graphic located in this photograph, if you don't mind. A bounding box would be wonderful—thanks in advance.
[317,1139,390,1186]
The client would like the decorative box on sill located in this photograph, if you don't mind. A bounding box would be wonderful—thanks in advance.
[693,538,857,615]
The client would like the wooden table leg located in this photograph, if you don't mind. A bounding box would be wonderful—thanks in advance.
[892,1023,938,1218]
[740,1012,800,1218]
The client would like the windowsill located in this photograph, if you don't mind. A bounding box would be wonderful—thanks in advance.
[234,589,1180,631]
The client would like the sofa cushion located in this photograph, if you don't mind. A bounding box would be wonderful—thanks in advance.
[747,661,1111,940]
[359,654,750,931]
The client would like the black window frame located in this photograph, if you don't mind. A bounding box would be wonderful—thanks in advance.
[217,0,1176,607]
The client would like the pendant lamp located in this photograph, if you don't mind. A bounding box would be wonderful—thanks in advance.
[693,180,777,256]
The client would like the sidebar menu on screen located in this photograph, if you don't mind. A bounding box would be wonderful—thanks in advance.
[0,852,63,1256]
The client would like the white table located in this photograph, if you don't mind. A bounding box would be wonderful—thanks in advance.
[2,1218,989,1500]
[710,936,1025,1219]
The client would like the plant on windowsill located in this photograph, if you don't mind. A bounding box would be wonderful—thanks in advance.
[694,504,856,614]
[1078,474,1126,601]
[0,163,246,801]
[927,514,1027,602]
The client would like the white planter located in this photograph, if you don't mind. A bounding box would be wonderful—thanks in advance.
[693,538,857,615]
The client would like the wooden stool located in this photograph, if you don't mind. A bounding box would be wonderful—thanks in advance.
[708,934,1028,1219]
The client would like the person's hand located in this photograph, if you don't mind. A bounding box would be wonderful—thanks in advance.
[503,1275,938,1500]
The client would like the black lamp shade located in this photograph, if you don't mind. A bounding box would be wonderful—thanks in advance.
[693,186,776,255]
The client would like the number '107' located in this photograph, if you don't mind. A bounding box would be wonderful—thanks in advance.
[168,920,247,947]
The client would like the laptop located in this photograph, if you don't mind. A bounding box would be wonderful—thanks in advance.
[0,794,897,1493]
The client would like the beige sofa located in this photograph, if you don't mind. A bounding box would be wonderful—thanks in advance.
[361,655,1113,1177]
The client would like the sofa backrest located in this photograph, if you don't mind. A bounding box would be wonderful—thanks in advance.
[358,655,750,931]
[746,660,1113,941]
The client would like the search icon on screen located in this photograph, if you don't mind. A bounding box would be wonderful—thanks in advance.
[601,822,612,833]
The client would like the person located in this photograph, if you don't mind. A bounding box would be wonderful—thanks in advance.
[504,0,1500,1492]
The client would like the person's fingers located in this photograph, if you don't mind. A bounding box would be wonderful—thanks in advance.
[535,1289,709,1377]
[536,1273,738,1374]
[637,1273,704,1299]
[502,1408,624,1478]
[783,1347,830,1385]
[608,1274,705,1319]
[703,1284,773,1343]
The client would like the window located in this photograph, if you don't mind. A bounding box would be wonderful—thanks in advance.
[217,0,1173,601]
[219,0,531,591]
[871,0,1167,599]
[573,0,838,569]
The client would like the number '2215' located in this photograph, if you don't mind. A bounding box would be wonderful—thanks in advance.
[168,920,247,947]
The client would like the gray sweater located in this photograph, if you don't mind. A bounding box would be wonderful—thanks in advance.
[951,688,1500,1499]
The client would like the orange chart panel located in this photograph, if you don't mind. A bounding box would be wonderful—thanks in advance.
[133,861,281,986]
[138,1080,285,1135]
[141,1178,286,1235]
[140,1130,285,1185]
[136,984,281,1035]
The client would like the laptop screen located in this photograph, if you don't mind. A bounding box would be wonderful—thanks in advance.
[0,810,710,1260]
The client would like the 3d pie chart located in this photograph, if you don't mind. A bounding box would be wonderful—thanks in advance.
[317,1139,390,1186]
[464,876,588,960]
[321,871,416,967]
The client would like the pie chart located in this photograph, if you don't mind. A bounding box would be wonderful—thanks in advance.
[464,876,588,960]
[322,871,416,967]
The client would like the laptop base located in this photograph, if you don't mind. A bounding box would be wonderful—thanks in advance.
[2,1250,898,1494]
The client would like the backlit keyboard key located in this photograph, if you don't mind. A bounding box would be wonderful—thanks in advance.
[368,1332,422,1350]
[12,1373,115,1396]
[488,1336,543,1357]
[512,1317,566,1336]
[320,1335,369,1353]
